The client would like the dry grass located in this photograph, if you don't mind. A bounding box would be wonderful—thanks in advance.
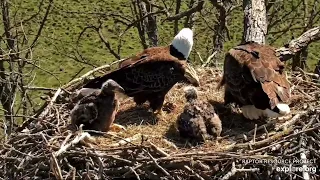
[91,67,229,150]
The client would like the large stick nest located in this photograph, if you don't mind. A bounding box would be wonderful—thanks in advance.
[0,67,319,180]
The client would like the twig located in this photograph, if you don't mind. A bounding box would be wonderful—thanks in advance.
[196,51,204,64]
[162,138,178,150]
[275,111,307,131]
[253,124,257,143]
[38,88,62,120]
[202,51,217,67]
[145,150,175,180]
[219,162,259,180]
[229,126,295,151]
[165,0,204,21]
[108,133,142,147]
[50,153,63,180]
[23,86,58,91]
[55,132,92,156]
[296,67,319,79]
[16,88,62,132]
[183,165,205,180]
[249,125,320,154]
[149,141,169,157]
[129,167,141,180]
[297,89,315,100]
[62,59,126,90]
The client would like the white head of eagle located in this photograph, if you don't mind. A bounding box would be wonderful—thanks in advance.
[171,28,193,59]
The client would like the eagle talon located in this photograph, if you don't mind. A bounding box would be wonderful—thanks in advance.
[109,123,126,132]
[154,109,164,116]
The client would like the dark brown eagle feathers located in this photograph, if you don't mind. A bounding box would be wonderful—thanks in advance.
[71,79,124,132]
[219,41,291,119]
[119,28,193,68]
[119,46,185,68]
[83,53,199,113]
[177,87,222,141]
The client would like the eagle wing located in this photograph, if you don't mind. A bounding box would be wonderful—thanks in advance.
[70,88,101,103]
[83,53,186,96]
[77,91,100,104]
[70,92,100,126]
[177,103,208,141]
[222,42,290,109]
[192,100,222,138]
[119,46,170,68]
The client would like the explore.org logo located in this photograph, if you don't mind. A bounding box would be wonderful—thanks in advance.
[276,166,317,173]
[241,157,318,174]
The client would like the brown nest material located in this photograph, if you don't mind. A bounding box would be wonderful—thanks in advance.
[0,66,320,180]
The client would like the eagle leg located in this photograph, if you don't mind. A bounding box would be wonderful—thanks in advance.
[109,123,126,132]
[149,95,166,116]
[134,96,147,107]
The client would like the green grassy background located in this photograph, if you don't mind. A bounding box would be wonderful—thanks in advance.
[30,0,320,87]
[0,0,320,118]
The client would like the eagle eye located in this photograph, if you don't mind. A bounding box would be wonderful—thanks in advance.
[251,51,260,59]
[140,55,147,59]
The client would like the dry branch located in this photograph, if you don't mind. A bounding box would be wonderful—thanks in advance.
[55,132,92,157]
[220,162,259,180]
[16,88,62,132]
[62,59,126,91]
[165,0,204,21]
[277,26,320,61]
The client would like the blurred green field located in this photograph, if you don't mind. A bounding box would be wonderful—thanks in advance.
[0,0,319,117]
[21,0,320,87]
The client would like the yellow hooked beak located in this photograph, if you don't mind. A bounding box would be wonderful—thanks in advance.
[184,63,200,87]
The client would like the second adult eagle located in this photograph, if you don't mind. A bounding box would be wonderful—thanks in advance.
[219,41,291,120]
[83,55,199,114]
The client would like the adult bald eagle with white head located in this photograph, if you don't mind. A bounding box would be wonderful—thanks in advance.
[82,28,199,115]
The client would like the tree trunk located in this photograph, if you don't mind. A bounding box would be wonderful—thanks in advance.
[145,2,158,47]
[1,0,16,136]
[314,60,320,75]
[132,0,148,49]
[174,0,181,35]
[292,0,309,70]
[242,0,267,44]
[134,0,158,48]
[184,0,197,29]
[210,0,234,67]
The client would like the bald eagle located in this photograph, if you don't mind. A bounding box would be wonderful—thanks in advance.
[83,53,199,114]
[82,28,197,114]
[218,42,291,120]
[177,86,222,141]
[70,79,126,132]
[119,28,193,68]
